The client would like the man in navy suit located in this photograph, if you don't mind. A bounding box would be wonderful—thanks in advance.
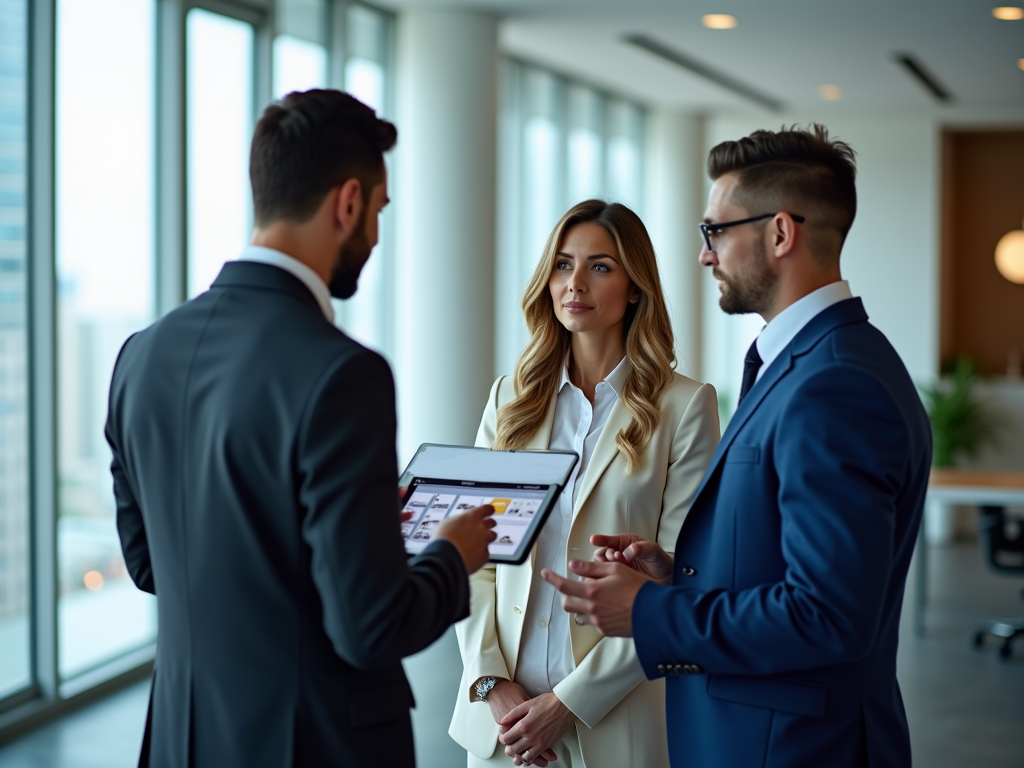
[545,125,932,767]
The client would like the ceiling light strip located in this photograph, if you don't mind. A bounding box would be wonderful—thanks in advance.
[893,53,953,103]
[625,33,784,112]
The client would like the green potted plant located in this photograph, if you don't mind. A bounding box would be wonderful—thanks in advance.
[918,356,1001,468]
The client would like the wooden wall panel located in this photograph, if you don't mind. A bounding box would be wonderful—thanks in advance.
[941,131,1024,375]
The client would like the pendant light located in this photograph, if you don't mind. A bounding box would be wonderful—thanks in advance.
[995,225,1024,284]
[995,140,1024,284]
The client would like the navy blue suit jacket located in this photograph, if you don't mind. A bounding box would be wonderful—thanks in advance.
[633,298,931,768]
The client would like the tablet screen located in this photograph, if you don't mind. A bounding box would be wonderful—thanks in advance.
[400,478,558,563]
[398,444,579,565]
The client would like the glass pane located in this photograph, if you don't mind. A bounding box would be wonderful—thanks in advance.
[606,99,643,208]
[273,35,326,98]
[566,85,603,205]
[0,0,31,699]
[521,69,561,265]
[55,0,157,678]
[186,9,254,298]
[336,4,391,354]
[273,0,326,98]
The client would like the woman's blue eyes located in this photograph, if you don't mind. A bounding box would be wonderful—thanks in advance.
[555,261,611,272]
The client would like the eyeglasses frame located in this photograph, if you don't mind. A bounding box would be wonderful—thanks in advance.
[699,212,806,252]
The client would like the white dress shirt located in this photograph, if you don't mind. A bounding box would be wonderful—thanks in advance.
[237,245,334,323]
[754,280,854,383]
[513,355,630,699]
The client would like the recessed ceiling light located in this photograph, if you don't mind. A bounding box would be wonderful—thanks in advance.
[992,6,1024,19]
[818,84,843,101]
[702,14,738,29]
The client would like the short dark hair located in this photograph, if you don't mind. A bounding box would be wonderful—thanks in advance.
[249,89,397,226]
[707,124,857,261]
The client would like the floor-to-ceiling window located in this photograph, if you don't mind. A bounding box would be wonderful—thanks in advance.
[186,8,255,298]
[273,0,327,99]
[496,60,647,375]
[335,3,394,360]
[0,0,31,701]
[55,0,157,680]
[0,0,400,733]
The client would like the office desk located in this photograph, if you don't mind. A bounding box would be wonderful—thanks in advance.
[914,469,1024,635]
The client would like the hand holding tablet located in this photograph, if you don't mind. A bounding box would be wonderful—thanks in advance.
[399,444,579,565]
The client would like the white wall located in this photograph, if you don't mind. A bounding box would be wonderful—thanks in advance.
[699,114,942,419]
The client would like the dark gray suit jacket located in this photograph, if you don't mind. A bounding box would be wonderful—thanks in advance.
[106,261,469,768]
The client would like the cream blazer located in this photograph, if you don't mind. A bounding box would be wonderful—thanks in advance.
[448,372,720,768]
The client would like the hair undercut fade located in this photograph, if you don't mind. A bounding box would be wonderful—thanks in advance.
[707,124,857,262]
[249,89,397,227]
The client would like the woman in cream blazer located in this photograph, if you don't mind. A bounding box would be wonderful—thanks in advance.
[449,200,720,768]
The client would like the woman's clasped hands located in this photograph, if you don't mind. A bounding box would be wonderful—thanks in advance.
[487,680,574,766]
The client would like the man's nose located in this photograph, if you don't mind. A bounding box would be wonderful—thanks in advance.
[699,244,717,267]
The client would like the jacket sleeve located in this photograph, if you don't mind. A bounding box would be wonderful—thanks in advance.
[633,366,912,677]
[552,382,720,727]
[107,335,155,595]
[298,348,470,671]
[454,376,512,696]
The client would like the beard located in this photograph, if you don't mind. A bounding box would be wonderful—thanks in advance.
[716,237,777,315]
[328,206,372,300]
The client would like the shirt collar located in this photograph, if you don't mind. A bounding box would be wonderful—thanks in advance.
[558,354,629,398]
[755,280,854,377]
[236,245,334,323]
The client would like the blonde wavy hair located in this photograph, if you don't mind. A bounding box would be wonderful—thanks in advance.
[494,200,676,473]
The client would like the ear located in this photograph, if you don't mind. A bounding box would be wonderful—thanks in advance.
[628,285,641,304]
[334,178,364,237]
[770,212,800,259]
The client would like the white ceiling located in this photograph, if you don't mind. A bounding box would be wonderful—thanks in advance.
[377,0,1024,116]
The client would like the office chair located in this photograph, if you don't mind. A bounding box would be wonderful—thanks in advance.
[971,505,1024,660]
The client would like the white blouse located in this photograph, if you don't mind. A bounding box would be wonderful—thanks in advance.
[513,355,629,698]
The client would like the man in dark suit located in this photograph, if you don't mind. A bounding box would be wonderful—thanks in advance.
[106,90,496,768]
[545,125,932,767]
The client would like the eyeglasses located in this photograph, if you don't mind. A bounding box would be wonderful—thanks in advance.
[699,213,805,252]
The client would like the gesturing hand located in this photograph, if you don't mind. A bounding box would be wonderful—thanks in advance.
[499,692,574,766]
[541,560,652,638]
[486,681,558,767]
[591,533,673,584]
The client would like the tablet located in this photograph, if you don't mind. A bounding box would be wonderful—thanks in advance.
[398,443,579,565]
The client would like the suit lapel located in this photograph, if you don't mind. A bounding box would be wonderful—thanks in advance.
[571,397,632,521]
[689,348,794,504]
[689,297,869,506]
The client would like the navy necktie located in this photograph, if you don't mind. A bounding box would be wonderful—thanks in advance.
[738,339,763,405]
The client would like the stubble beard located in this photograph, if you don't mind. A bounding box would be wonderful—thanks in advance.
[328,206,372,301]
[717,237,777,316]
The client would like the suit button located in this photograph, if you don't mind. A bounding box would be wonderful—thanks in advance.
[673,664,683,675]
[539,617,548,628]
[513,606,522,614]
[574,615,585,626]
[657,664,666,674]
[682,664,694,674]
[691,664,703,674]
[680,565,697,577]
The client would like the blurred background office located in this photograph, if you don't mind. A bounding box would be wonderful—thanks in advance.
[0,0,1022,766]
